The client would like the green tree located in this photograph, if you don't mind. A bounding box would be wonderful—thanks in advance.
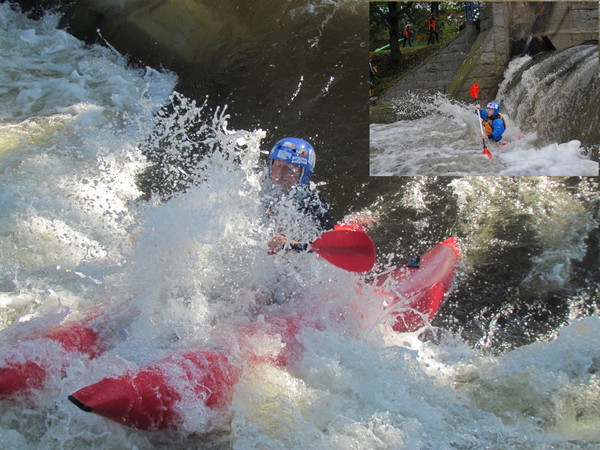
[371,2,470,54]
[369,2,388,47]
[387,2,401,66]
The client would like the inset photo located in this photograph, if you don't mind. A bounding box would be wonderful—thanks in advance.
[369,2,599,176]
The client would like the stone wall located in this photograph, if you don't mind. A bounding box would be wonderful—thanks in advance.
[381,22,479,103]
[53,0,261,86]
[448,1,598,103]
[447,3,512,103]
[509,1,598,51]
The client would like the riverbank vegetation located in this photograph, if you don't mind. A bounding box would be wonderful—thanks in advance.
[369,2,478,98]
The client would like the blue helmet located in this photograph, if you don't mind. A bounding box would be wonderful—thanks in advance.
[486,101,500,115]
[268,137,316,186]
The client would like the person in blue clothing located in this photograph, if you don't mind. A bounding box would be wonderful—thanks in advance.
[475,101,506,142]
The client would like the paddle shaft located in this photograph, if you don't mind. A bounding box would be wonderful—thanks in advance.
[475,106,493,159]
[475,106,487,147]
[470,84,493,160]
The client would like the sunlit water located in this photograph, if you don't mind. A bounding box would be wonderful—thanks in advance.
[370,45,599,176]
[1,5,599,449]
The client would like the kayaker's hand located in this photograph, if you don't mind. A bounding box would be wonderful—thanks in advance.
[475,104,481,110]
[268,235,288,254]
[268,235,305,254]
[480,133,489,140]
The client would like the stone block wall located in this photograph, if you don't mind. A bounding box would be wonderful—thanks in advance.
[542,2,598,49]
[381,23,479,103]
[448,3,511,103]
[448,1,598,104]
[508,2,598,50]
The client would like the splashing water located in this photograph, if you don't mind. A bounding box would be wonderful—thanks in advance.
[1,4,599,449]
[370,45,599,176]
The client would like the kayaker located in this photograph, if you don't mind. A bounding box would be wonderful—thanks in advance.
[264,137,334,254]
[475,101,506,143]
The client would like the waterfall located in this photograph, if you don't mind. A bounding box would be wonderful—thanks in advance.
[499,43,599,147]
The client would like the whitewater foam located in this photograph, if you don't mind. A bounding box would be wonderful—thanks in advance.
[1,4,599,449]
[370,95,598,176]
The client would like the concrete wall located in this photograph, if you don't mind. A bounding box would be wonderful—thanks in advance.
[449,1,598,103]
[448,3,512,103]
[54,0,260,74]
[509,1,598,51]
[381,22,479,103]
[383,2,598,105]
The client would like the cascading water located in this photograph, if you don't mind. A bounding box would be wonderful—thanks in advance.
[370,44,599,176]
[1,4,599,448]
[499,43,600,148]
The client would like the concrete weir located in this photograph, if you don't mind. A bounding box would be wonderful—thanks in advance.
[381,2,598,105]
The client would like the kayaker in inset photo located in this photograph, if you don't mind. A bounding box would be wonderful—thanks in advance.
[475,101,506,143]
[263,137,334,255]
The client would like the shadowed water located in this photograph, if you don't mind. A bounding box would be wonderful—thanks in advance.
[0,3,599,448]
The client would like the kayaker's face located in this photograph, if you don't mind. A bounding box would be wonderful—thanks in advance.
[270,159,302,190]
[486,107,494,116]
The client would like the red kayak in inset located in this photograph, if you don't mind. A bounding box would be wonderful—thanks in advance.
[68,238,460,431]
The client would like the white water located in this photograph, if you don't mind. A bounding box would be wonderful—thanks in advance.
[1,5,599,449]
[370,48,599,176]
[370,102,598,176]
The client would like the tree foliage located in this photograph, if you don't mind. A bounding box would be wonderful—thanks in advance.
[370,2,473,52]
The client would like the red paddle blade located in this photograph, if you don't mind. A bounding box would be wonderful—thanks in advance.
[483,147,493,159]
[311,230,375,272]
[469,82,479,99]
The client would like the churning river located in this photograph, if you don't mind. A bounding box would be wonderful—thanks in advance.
[1,3,599,449]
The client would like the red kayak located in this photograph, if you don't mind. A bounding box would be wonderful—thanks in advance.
[69,313,311,431]
[0,322,104,399]
[69,349,241,430]
[0,226,370,400]
[68,238,460,431]
[378,237,460,332]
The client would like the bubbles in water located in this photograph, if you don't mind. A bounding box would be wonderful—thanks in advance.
[370,45,599,176]
[1,3,599,448]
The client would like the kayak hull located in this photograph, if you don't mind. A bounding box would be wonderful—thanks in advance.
[1,234,459,431]
[68,238,460,430]
[0,324,103,399]
[379,237,459,332]
[69,349,240,430]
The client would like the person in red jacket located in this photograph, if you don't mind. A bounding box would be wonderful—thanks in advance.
[402,24,413,48]
[427,14,439,45]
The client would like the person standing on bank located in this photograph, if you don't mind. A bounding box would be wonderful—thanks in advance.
[402,24,413,48]
[427,14,439,45]
[369,55,378,99]
[264,138,334,254]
